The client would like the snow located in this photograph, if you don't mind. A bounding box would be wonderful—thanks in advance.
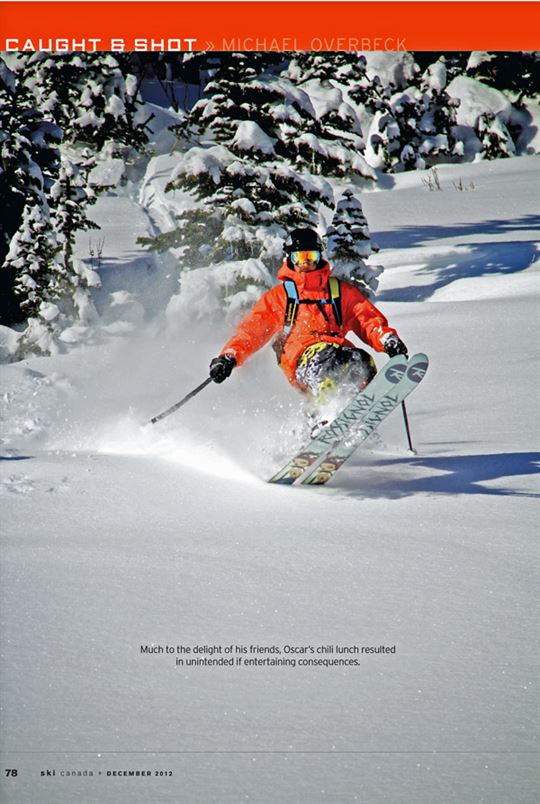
[260,76,318,119]
[105,93,125,119]
[169,143,234,185]
[38,301,60,322]
[88,156,126,187]
[135,101,184,156]
[517,99,540,155]
[1,152,539,804]
[419,133,449,155]
[447,75,514,129]
[231,120,277,156]
[467,51,496,71]
[75,109,103,129]
[71,190,177,321]
[139,152,195,235]
[0,325,21,361]
[423,58,447,93]
[364,51,419,89]
[302,79,361,138]
[167,257,273,321]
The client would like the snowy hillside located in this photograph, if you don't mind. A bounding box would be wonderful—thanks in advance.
[1,154,539,804]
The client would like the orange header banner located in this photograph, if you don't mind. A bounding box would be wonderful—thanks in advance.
[1,1,539,52]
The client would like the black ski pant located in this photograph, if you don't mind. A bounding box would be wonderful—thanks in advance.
[295,342,376,400]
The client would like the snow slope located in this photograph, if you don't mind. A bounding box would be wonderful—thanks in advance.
[1,156,539,804]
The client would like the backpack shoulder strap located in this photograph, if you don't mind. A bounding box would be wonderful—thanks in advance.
[272,279,299,364]
[328,276,342,327]
[282,277,341,329]
[283,279,300,329]
[273,277,342,364]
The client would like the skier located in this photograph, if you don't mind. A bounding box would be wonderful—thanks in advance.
[209,228,408,424]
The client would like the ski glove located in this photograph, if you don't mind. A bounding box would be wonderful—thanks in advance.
[210,354,236,383]
[383,334,408,358]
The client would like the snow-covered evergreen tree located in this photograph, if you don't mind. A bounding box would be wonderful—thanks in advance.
[343,55,388,115]
[50,152,99,278]
[49,152,101,322]
[412,52,469,82]
[0,56,62,325]
[4,179,100,357]
[174,52,277,145]
[466,51,540,103]
[16,52,150,153]
[1,55,103,347]
[0,58,61,249]
[4,199,62,317]
[364,109,401,171]
[176,52,374,181]
[141,53,338,313]
[140,141,332,276]
[475,112,516,159]
[285,52,350,84]
[415,56,461,166]
[363,57,460,172]
[283,52,376,183]
[326,189,382,297]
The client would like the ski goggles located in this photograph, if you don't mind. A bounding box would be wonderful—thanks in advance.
[290,250,321,265]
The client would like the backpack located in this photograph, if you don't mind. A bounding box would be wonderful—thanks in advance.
[272,276,342,363]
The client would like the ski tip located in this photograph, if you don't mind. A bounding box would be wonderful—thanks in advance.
[268,476,297,486]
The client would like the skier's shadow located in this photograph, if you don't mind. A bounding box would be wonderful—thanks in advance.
[336,451,540,499]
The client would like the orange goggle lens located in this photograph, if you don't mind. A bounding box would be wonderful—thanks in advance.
[291,250,321,265]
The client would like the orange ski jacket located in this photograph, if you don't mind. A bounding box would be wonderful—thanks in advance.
[220,260,399,387]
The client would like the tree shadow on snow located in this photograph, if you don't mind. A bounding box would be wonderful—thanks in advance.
[377,240,539,303]
[373,214,540,251]
[335,451,540,500]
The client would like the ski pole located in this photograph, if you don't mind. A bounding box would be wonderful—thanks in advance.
[401,400,415,453]
[148,377,213,424]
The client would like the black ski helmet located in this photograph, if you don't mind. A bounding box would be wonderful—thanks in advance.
[284,228,324,254]
[284,228,324,269]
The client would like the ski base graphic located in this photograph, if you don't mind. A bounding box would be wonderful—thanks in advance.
[302,354,429,486]
[269,353,427,486]
[268,354,408,485]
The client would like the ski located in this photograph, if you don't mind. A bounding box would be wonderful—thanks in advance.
[301,353,429,486]
[268,354,409,485]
